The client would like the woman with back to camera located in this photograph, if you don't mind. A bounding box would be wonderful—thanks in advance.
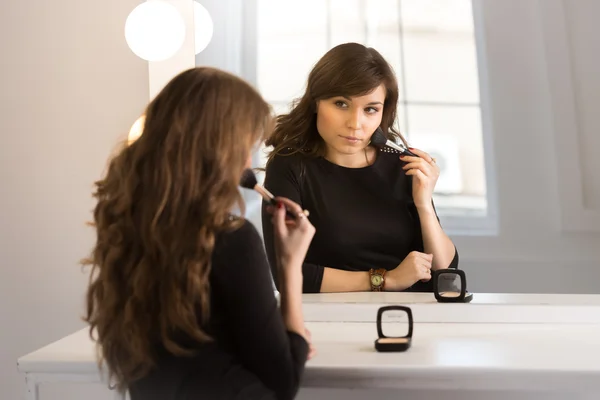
[261,42,459,294]
[83,67,315,400]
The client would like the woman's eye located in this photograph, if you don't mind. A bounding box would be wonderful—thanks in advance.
[334,101,347,108]
[366,107,379,114]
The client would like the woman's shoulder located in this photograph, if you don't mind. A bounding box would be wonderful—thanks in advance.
[211,218,270,283]
[214,218,262,255]
[265,148,315,174]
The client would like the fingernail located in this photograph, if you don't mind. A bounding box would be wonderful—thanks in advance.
[278,202,283,209]
[409,147,414,150]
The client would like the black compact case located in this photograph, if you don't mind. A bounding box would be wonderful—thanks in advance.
[374,305,413,352]
[432,269,473,303]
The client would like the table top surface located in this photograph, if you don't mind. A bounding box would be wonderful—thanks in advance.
[302,321,600,391]
[17,293,600,392]
[17,322,600,391]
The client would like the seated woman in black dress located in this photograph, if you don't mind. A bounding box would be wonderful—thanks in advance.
[83,67,316,400]
[261,42,459,294]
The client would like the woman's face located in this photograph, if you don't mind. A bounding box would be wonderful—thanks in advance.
[315,84,386,157]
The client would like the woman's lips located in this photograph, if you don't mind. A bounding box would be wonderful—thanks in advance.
[340,136,362,144]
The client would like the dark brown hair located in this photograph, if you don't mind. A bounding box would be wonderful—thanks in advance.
[265,42,408,164]
[82,67,272,393]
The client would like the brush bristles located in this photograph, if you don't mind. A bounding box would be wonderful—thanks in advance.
[370,128,387,148]
[240,168,258,189]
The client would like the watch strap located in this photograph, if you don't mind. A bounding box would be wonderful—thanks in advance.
[369,268,386,291]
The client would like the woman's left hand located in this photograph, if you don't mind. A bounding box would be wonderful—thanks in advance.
[400,148,440,210]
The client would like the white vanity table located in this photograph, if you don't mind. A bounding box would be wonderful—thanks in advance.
[17,293,600,400]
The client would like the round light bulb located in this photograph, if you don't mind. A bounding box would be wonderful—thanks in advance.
[125,1,186,62]
[128,115,146,144]
[193,2,214,54]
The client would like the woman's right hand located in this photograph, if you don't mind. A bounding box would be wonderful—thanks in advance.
[385,251,433,291]
[267,197,315,271]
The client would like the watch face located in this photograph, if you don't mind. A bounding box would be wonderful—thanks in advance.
[371,275,382,286]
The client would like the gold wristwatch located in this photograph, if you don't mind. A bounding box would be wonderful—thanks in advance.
[369,268,386,291]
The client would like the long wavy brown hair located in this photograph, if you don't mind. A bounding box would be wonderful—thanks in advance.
[82,67,273,393]
[265,42,408,165]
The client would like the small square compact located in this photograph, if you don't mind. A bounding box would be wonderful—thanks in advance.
[432,269,473,303]
[374,305,413,352]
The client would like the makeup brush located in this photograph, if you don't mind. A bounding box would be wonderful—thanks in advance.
[239,168,309,220]
[370,127,418,157]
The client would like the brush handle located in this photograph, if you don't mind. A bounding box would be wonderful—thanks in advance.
[384,140,419,158]
[401,148,418,157]
[256,184,309,219]
[268,197,299,220]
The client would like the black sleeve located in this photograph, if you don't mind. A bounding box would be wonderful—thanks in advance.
[212,221,309,400]
[261,154,325,293]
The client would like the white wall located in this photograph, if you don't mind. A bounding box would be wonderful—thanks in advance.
[0,1,148,399]
[452,0,600,293]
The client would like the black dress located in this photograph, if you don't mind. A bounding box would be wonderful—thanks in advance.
[262,147,459,293]
[128,220,309,400]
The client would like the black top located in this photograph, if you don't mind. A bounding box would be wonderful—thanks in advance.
[262,147,458,293]
[129,220,309,400]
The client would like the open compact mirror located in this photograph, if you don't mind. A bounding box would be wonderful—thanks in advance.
[374,305,413,352]
[432,269,473,303]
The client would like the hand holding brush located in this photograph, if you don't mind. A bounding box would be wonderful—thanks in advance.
[239,168,310,220]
